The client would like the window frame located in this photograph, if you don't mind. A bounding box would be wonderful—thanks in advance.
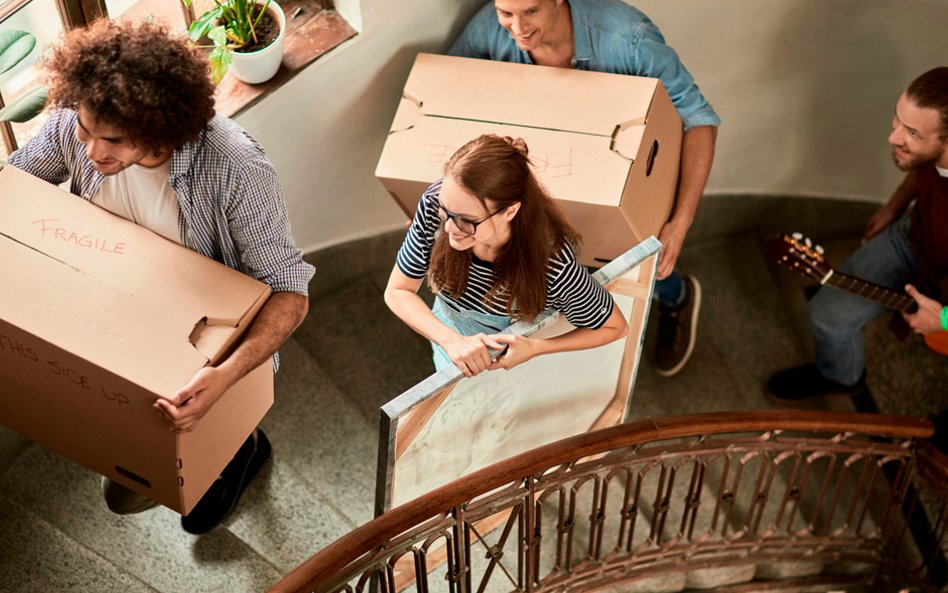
[1,0,355,154]
[0,0,102,155]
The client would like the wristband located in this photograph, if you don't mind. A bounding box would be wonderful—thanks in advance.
[941,306,948,331]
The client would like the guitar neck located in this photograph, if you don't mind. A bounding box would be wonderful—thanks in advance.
[825,271,915,312]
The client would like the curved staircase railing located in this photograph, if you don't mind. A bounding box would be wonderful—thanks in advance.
[268,410,947,593]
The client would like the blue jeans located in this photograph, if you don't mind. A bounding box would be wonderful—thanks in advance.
[430,296,511,372]
[810,215,916,385]
[654,271,685,307]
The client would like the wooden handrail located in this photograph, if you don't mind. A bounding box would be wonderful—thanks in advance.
[268,410,933,593]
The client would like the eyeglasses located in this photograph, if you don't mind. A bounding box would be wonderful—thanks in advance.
[438,205,503,237]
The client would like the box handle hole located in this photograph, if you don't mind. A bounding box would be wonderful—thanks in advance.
[115,466,151,488]
[646,140,659,177]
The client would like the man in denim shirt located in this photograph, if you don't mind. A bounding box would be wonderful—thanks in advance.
[451,0,720,377]
[8,20,314,533]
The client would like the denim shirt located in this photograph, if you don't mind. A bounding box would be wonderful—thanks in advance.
[450,0,720,131]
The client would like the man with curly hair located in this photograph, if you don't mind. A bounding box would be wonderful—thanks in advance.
[7,19,314,534]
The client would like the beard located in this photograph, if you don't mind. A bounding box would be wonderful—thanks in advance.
[891,144,945,171]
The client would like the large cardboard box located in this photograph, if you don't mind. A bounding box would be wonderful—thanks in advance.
[0,165,274,514]
[376,53,683,266]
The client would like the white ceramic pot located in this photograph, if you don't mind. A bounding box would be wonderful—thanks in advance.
[230,0,285,84]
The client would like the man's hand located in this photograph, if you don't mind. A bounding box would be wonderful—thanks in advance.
[862,204,899,244]
[152,291,308,433]
[154,365,238,433]
[904,284,945,335]
[487,334,540,371]
[655,125,716,280]
[442,333,505,377]
[656,218,688,279]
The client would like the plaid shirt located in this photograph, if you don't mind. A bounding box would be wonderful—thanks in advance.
[8,109,314,296]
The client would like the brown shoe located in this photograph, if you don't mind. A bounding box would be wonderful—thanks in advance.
[655,275,701,377]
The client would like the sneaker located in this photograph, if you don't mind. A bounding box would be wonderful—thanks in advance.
[181,428,271,534]
[767,364,867,402]
[655,275,701,377]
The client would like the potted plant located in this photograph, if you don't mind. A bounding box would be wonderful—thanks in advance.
[0,30,48,123]
[182,0,286,85]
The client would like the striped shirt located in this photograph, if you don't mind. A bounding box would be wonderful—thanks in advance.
[397,180,614,329]
[8,109,314,296]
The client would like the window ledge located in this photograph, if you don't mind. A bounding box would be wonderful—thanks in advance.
[214,5,357,118]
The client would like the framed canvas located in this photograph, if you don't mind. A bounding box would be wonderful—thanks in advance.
[376,237,661,515]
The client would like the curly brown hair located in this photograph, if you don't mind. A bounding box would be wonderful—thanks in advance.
[44,19,216,152]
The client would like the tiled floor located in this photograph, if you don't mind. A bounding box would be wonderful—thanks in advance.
[0,195,945,592]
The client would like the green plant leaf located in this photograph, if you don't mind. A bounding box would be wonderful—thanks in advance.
[207,25,229,46]
[0,85,48,123]
[188,7,223,42]
[208,45,232,84]
[0,30,36,75]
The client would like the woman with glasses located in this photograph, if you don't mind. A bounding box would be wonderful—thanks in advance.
[384,134,628,377]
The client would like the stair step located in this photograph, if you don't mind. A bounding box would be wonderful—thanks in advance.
[293,278,434,424]
[266,335,379,527]
[0,438,282,593]
[685,564,757,589]
[0,498,159,593]
[0,426,32,479]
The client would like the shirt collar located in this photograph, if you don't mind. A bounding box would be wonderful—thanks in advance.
[169,124,206,181]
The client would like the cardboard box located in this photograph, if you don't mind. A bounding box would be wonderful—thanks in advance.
[376,53,683,266]
[0,165,274,514]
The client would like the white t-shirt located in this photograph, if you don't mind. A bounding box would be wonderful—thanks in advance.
[93,159,181,244]
[936,165,948,178]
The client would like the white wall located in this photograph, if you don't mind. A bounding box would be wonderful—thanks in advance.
[236,0,948,253]
[235,0,485,253]
[633,0,947,202]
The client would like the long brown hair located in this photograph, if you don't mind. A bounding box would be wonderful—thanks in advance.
[429,135,580,320]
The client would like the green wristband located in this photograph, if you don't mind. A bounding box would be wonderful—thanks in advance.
[942,306,948,331]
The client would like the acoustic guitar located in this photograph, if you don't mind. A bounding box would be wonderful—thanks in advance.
[764,233,948,356]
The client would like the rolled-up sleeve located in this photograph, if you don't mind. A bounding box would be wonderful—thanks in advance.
[448,3,494,58]
[634,38,720,131]
[7,109,72,185]
[396,181,442,279]
[226,160,315,296]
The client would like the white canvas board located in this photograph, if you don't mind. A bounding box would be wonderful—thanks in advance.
[392,293,633,507]
[376,238,660,514]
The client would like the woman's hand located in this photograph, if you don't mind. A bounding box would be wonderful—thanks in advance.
[486,334,541,371]
[442,333,506,377]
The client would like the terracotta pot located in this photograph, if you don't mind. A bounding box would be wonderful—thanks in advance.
[230,0,285,84]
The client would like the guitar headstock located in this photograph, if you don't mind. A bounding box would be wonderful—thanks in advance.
[763,233,832,282]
